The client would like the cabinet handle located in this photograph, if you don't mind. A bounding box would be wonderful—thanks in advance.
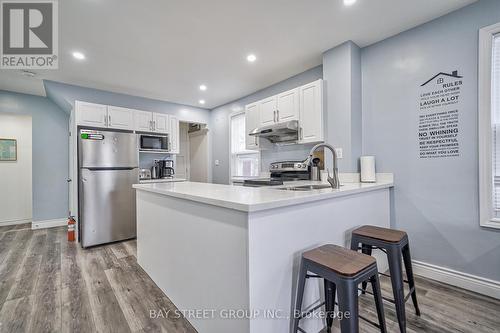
[254,136,258,146]
[273,110,276,123]
[108,115,111,126]
[299,127,303,140]
[277,110,279,122]
[150,120,153,131]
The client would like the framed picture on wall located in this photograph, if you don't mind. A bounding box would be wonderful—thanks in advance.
[0,139,17,161]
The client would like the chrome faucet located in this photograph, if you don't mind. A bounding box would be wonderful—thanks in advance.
[305,143,340,189]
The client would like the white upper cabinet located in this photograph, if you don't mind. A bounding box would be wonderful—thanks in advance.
[76,101,108,128]
[259,96,277,126]
[134,110,154,132]
[245,103,260,150]
[169,115,180,154]
[74,101,182,154]
[299,80,324,144]
[244,79,324,148]
[276,88,299,122]
[107,106,134,130]
[153,112,169,134]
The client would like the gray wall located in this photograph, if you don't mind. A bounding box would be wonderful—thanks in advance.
[0,90,69,222]
[322,41,362,172]
[362,0,500,280]
[210,66,323,184]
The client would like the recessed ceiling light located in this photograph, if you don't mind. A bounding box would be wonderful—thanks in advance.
[246,54,257,63]
[199,99,206,105]
[199,85,207,91]
[72,51,85,60]
[343,0,357,6]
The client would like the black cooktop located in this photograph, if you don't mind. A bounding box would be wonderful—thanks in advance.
[243,179,284,187]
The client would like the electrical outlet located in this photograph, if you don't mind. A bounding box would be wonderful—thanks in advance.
[335,148,343,159]
[215,159,220,166]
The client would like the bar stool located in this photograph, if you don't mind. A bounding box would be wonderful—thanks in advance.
[293,244,387,333]
[350,225,421,333]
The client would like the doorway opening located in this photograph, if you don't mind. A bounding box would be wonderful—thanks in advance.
[178,122,209,182]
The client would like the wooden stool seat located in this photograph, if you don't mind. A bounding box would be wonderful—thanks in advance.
[352,225,407,243]
[303,244,376,277]
[294,244,387,333]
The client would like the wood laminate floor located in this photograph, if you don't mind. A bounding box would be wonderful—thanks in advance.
[0,224,498,333]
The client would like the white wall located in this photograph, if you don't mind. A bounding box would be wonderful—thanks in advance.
[0,114,32,225]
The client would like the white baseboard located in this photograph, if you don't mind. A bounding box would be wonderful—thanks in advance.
[0,218,32,227]
[412,260,500,300]
[31,218,67,230]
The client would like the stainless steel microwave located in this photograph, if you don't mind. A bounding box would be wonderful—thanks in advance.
[139,134,169,152]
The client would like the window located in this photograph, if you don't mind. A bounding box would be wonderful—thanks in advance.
[479,23,500,229]
[230,112,259,179]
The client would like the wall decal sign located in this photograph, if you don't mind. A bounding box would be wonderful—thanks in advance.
[418,70,463,159]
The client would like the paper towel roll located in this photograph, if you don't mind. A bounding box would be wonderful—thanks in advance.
[360,156,376,183]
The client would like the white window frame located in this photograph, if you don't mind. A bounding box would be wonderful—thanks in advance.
[478,22,500,229]
[228,111,261,182]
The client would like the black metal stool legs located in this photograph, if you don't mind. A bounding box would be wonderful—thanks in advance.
[370,274,387,333]
[337,279,359,333]
[324,280,336,333]
[293,260,307,333]
[387,247,406,333]
[361,244,372,294]
[402,243,421,316]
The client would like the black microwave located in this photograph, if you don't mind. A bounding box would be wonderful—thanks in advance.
[139,134,169,152]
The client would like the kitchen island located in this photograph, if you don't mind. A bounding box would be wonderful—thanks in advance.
[133,175,393,333]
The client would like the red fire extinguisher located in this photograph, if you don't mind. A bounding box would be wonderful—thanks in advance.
[67,217,76,242]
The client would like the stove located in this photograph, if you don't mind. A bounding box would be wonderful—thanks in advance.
[243,160,310,187]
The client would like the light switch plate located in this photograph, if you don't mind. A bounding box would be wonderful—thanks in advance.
[335,148,343,159]
[215,159,220,166]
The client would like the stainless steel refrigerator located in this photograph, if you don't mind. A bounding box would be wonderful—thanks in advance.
[78,129,138,247]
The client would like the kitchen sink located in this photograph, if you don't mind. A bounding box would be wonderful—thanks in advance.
[276,184,342,191]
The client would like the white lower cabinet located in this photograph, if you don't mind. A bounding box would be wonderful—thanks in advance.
[298,80,323,144]
[169,115,179,153]
[107,106,134,130]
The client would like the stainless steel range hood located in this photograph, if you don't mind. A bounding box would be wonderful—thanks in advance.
[249,120,299,143]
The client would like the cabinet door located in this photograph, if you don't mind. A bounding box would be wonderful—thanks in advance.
[277,88,299,122]
[153,113,169,133]
[76,101,108,128]
[245,103,260,150]
[169,115,180,154]
[259,96,277,126]
[299,80,324,144]
[134,110,154,132]
[107,106,134,130]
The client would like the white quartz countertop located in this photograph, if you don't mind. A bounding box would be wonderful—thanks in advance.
[133,175,393,212]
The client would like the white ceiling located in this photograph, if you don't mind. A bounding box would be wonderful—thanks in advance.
[0,0,477,109]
